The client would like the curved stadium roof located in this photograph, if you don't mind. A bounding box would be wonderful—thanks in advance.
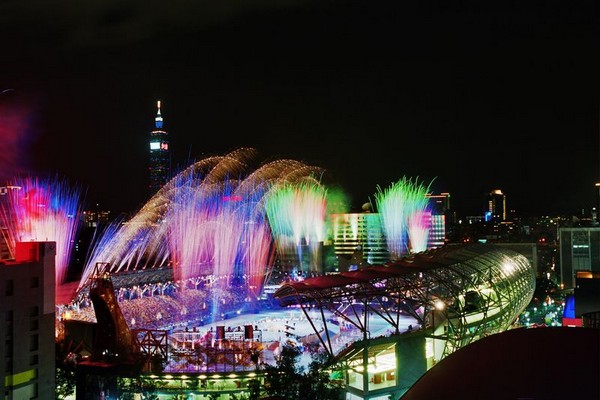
[274,243,536,359]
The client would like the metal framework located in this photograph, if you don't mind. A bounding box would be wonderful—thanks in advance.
[273,243,535,360]
[87,262,141,364]
[132,329,169,372]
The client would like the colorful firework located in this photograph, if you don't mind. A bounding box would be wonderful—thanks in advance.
[374,176,434,259]
[79,149,324,296]
[264,178,328,273]
[0,176,83,286]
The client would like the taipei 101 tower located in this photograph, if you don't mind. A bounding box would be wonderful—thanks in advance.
[148,100,170,195]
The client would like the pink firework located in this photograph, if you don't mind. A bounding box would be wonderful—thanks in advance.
[1,176,83,286]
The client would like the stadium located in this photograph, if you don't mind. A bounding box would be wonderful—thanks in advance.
[0,150,536,399]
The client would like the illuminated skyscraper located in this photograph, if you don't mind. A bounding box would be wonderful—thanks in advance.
[148,101,170,195]
[426,192,451,248]
[331,212,389,268]
[486,189,506,222]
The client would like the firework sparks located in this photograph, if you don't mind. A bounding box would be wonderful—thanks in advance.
[0,176,83,286]
[374,176,434,259]
[79,149,325,295]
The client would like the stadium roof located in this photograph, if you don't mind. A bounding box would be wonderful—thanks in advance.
[273,243,536,359]
[273,243,525,301]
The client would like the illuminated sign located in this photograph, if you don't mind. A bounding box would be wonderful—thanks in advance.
[150,142,160,150]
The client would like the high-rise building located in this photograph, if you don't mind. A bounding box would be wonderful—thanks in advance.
[331,197,452,267]
[331,213,390,268]
[427,213,445,249]
[559,227,600,290]
[1,242,56,399]
[485,189,506,222]
[426,192,451,248]
[148,101,170,196]
[426,192,451,215]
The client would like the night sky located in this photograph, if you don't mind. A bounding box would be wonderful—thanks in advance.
[1,1,598,217]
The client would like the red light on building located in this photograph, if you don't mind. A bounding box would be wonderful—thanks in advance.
[15,242,41,262]
[562,317,583,327]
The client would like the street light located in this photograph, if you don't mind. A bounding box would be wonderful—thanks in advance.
[432,300,445,336]
[428,299,446,366]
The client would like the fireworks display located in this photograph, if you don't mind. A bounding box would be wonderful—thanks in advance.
[264,178,328,273]
[0,176,83,286]
[0,147,436,303]
[78,148,325,295]
[374,176,434,259]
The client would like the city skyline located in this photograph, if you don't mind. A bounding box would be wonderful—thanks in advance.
[0,1,598,216]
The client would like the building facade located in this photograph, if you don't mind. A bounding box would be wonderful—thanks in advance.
[559,227,600,290]
[331,213,390,268]
[331,194,451,267]
[425,192,451,249]
[1,242,56,399]
[486,189,506,222]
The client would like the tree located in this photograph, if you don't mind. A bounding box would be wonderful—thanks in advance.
[248,378,263,400]
[55,342,77,399]
[262,343,343,400]
[116,377,159,400]
[55,366,76,400]
[262,343,303,398]
[298,352,344,400]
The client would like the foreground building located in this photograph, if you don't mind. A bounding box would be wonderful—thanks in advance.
[0,242,56,399]
[400,326,599,400]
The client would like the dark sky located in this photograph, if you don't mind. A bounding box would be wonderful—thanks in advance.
[0,0,598,217]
